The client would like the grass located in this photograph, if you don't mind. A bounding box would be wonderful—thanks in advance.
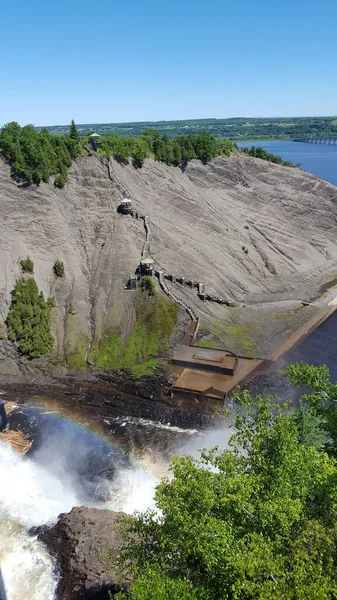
[88,289,179,376]
[194,338,219,349]
[269,312,295,321]
[66,340,87,371]
[129,359,159,378]
[88,329,122,370]
[205,319,258,357]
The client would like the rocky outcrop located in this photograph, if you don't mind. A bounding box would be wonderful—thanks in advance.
[1,153,337,371]
[37,506,130,599]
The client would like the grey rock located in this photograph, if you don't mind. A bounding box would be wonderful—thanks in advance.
[37,506,130,599]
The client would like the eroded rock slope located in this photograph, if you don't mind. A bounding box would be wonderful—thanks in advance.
[0,153,336,371]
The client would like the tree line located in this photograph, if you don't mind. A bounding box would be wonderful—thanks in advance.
[241,145,296,167]
[0,120,296,187]
[0,120,81,186]
[100,129,236,167]
[44,116,337,142]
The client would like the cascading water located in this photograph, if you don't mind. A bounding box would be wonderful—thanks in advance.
[0,441,77,600]
[0,406,172,600]
[0,399,223,600]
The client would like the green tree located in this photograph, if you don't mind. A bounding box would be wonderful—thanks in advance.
[285,362,337,456]
[172,140,182,166]
[132,140,148,168]
[118,391,337,599]
[69,119,80,143]
[6,278,54,357]
[116,567,207,600]
[20,257,34,274]
[0,121,81,184]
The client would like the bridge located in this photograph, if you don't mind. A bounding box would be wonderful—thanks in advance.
[294,137,337,145]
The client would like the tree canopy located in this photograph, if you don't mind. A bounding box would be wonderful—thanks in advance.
[0,122,295,183]
[117,364,337,599]
[0,121,81,186]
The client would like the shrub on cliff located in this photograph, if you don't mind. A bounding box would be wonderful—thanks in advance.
[6,278,54,357]
[53,260,65,278]
[20,257,34,274]
[139,276,155,296]
[119,366,337,599]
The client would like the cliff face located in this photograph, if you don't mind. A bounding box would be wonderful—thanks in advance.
[0,153,336,375]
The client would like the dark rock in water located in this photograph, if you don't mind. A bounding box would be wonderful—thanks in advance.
[37,506,130,599]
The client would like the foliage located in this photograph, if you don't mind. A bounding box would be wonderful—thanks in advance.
[53,260,65,278]
[139,276,155,296]
[241,145,295,167]
[88,289,178,375]
[101,128,237,168]
[54,170,68,188]
[0,121,80,185]
[115,567,206,600]
[285,362,337,457]
[20,257,34,274]
[118,383,337,599]
[69,119,80,144]
[6,278,54,357]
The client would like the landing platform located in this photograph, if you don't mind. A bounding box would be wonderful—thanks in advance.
[172,357,263,398]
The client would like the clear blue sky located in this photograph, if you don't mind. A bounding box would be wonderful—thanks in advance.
[1,0,336,126]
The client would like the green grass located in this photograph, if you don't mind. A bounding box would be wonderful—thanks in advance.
[194,338,219,349]
[129,359,159,378]
[66,340,87,371]
[88,289,179,376]
[88,329,122,370]
[204,319,258,357]
[269,312,294,320]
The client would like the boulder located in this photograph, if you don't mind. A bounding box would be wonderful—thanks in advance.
[37,506,130,599]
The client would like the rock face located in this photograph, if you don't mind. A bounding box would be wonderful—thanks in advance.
[37,506,129,599]
[0,153,337,371]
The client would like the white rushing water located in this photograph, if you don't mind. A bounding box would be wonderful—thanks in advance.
[0,441,78,600]
[0,404,230,600]
[0,438,159,600]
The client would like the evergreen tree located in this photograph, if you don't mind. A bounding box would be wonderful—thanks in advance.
[6,278,54,357]
[69,119,80,143]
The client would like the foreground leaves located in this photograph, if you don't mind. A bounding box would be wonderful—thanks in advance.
[117,371,337,599]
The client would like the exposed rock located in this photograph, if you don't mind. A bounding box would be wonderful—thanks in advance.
[37,506,130,599]
[1,153,337,368]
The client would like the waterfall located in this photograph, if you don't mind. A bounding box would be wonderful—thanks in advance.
[0,440,80,600]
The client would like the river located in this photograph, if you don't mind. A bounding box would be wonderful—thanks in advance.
[237,140,337,187]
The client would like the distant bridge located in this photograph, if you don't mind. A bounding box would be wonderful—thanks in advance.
[294,137,337,145]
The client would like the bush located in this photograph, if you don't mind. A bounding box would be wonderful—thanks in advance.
[54,172,67,188]
[6,278,54,357]
[139,276,155,296]
[20,257,34,274]
[120,387,337,599]
[53,260,65,278]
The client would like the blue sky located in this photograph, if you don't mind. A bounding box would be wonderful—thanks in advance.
[1,0,336,125]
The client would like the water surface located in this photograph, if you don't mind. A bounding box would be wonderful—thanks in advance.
[238,140,337,187]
